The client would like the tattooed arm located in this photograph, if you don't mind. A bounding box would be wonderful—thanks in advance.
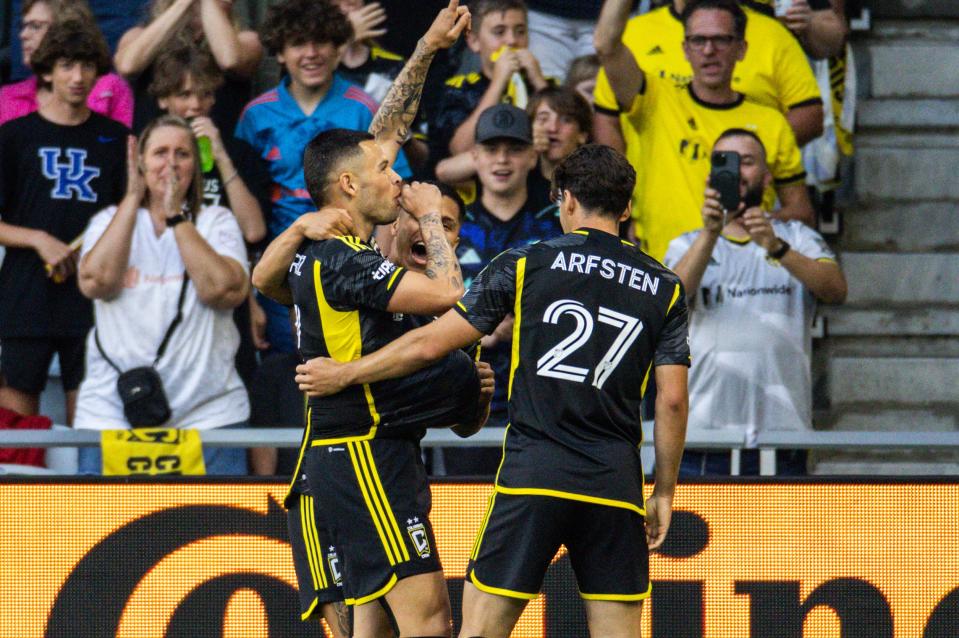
[385,182,464,316]
[369,0,471,166]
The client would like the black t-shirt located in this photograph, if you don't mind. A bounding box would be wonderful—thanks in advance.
[0,112,128,337]
[455,228,690,510]
[286,235,480,440]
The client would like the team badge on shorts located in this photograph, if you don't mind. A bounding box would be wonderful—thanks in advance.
[406,518,431,558]
[327,547,343,586]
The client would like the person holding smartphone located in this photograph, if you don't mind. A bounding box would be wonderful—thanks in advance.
[664,128,847,476]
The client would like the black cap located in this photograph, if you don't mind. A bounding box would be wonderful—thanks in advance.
[475,104,532,144]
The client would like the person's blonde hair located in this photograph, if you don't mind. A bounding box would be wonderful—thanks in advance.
[22,0,95,23]
[137,115,204,218]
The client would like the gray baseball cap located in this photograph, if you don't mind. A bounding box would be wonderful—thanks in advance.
[475,104,532,145]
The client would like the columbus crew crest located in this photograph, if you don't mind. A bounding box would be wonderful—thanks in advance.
[406,517,431,558]
[327,547,342,586]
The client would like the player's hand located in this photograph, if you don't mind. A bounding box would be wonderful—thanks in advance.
[452,360,495,437]
[701,186,731,235]
[295,357,347,396]
[295,208,356,241]
[514,48,546,86]
[490,47,521,87]
[644,492,673,550]
[476,360,495,400]
[347,1,388,42]
[481,313,514,349]
[34,232,77,282]
[125,135,146,199]
[189,116,225,159]
[741,207,778,252]
[399,181,443,220]
[422,0,471,51]
[249,294,270,350]
[780,0,812,37]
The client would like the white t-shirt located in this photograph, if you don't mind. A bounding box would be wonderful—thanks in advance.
[75,205,250,431]
[664,220,835,444]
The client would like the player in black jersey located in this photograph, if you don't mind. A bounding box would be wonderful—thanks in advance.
[252,3,479,637]
[296,144,691,638]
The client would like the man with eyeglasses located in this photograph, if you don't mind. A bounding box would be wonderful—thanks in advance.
[593,0,815,263]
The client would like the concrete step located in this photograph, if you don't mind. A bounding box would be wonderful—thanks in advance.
[871,2,959,19]
[840,253,959,305]
[861,22,959,97]
[857,99,959,131]
[821,306,959,337]
[817,406,959,431]
[829,356,959,404]
[854,133,959,201]
[837,201,959,252]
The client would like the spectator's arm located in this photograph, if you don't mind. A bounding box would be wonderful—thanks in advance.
[670,186,725,298]
[113,0,194,77]
[592,110,626,153]
[173,221,249,310]
[786,101,824,147]
[773,181,815,227]
[435,150,477,184]
[200,0,262,77]
[448,53,517,154]
[594,0,644,112]
[782,0,848,60]
[78,193,139,300]
[0,221,78,283]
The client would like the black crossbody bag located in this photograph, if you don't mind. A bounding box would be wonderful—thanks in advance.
[93,275,189,427]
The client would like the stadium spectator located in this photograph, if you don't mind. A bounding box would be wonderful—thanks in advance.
[564,53,601,105]
[594,0,815,262]
[664,128,846,475]
[448,103,562,475]
[525,0,605,79]
[0,0,133,127]
[334,0,430,169]
[75,115,251,475]
[744,0,848,59]
[592,0,824,238]
[235,0,412,356]
[434,87,587,210]
[0,19,127,426]
[432,0,550,159]
[114,0,263,132]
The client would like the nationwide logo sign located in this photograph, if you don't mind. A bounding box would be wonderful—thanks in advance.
[0,481,957,637]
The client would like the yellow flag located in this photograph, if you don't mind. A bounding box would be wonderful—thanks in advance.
[100,428,206,476]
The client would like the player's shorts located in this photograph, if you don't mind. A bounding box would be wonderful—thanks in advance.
[467,492,651,601]
[287,491,344,620]
[0,336,85,393]
[302,437,441,605]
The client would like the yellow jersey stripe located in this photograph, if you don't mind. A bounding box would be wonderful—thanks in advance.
[360,440,410,562]
[456,301,467,312]
[469,570,538,600]
[494,485,646,516]
[666,282,681,315]
[470,491,498,561]
[310,431,376,446]
[299,496,320,588]
[284,406,313,505]
[347,573,399,606]
[347,442,398,565]
[300,596,320,621]
[305,497,329,589]
[507,257,527,400]
[334,236,362,252]
[580,581,652,601]
[386,266,403,290]
[639,361,653,399]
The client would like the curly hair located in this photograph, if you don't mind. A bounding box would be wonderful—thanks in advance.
[149,45,224,99]
[260,0,353,56]
[30,18,111,89]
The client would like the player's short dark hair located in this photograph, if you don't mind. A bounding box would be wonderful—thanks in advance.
[427,180,466,224]
[681,0,747,39]
[260,0,353,56]
[552,145,635,219]
[715,127,767,160]
[471,0,527,31]
[527,86,593,139]
[30,19,111,89]
[303,129,375,207]
[149,45,224,99]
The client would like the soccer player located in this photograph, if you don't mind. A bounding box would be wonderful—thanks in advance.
[253,4,481,636]
[0,19,127,425]
[295,144,691,638]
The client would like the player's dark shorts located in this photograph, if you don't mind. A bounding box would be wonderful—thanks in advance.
[302,437,441,605]
[0,336,85,393]
[287,492,344,619]
[467,492,651,601]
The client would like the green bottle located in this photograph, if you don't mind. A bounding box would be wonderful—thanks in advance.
[197,135,215,173]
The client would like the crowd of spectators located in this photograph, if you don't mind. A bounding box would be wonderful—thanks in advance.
[0,0,854,476]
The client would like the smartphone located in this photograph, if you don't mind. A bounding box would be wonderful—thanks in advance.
[709,150,741,221]
[774,0,793,17]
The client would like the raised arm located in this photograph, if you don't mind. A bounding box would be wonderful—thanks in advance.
[594,0,644,112]
[199,0,262,77]
[114,0,195,77]
[369,0,471,166]
[671,186,726,298]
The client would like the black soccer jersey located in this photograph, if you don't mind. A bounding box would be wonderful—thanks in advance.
[0,111,128,337]
[455,228,690,513]
[286,235,481,442]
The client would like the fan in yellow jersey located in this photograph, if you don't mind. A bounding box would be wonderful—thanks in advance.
[594,0,815,262]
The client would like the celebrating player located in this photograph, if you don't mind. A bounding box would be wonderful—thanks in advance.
[295,144,691,638]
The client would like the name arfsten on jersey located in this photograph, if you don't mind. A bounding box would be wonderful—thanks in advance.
[550,251,660,295]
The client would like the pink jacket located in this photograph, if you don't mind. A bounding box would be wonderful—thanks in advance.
[0,73,134,127]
